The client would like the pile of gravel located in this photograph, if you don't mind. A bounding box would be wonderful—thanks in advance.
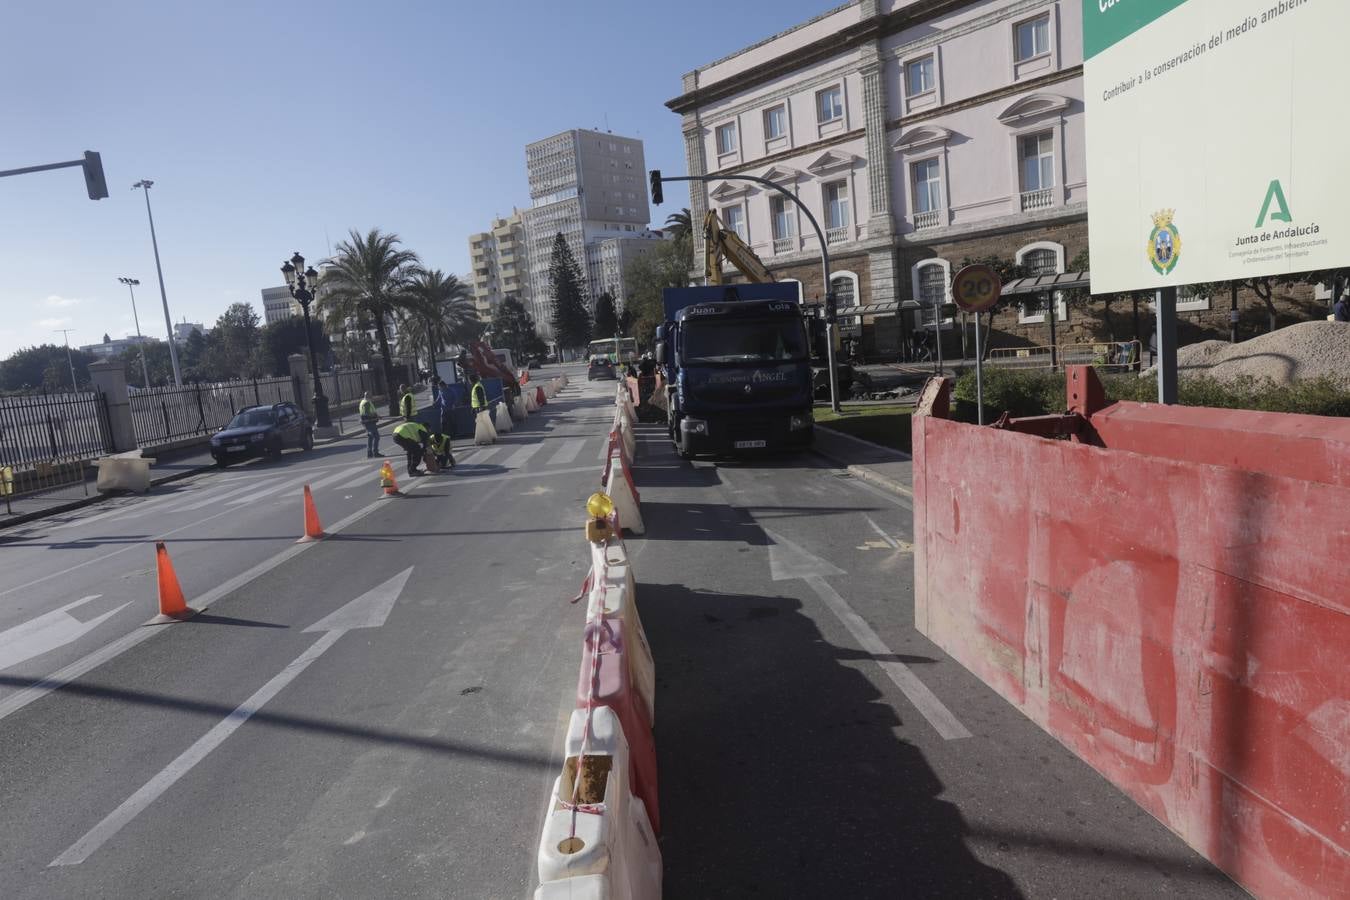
[1159,322,1350,386]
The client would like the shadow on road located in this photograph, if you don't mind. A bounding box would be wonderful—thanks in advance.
[641,581,1022,899]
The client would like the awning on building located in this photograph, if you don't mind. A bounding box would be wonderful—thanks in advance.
[999,271,1090,295]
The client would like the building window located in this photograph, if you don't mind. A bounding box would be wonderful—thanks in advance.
[1016,242,1066,323]
[1015,15,1050,62]
[816,86,843,123]
[763,105,787,140]
[716,122,738,155]
[906,56,935,96]
[915,262,950,328]
[912,158,941,214]
[770,195,794,240]
[1023,248,1057,276]
[723,204,746,240]
[831,272,859,312]
[823,181,850,230]
[1019,132,1055,192]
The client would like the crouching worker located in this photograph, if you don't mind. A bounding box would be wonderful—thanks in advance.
[392,419,430,477]
[429,431,455,470]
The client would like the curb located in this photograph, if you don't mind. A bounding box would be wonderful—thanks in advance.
[812,425,914,498]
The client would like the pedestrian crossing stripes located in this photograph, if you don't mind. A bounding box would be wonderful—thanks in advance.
[501,443,543,468]
[547,438,584,466]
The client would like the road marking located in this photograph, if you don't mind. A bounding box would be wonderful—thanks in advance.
[468,446,502,465]
[224,472,317,506]
[764,529,845,582]
[436,464,593,487]
[176,476,287,511]
[502,443,543,469]
[303,463,370,492]
[804,574,970,741]
[0,481,432,723]
[50,568,413,867]
[546,438,585,466]
[0,595,131,671]
[864,516,901,550]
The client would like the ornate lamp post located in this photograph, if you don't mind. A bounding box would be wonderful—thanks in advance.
[280,251,331,428]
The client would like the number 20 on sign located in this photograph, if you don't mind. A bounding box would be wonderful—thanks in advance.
[951,264,1002,313]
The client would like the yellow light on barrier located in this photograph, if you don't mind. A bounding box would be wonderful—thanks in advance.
[586,492,614,519]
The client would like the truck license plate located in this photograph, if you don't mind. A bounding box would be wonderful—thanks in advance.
[734,440,766,449]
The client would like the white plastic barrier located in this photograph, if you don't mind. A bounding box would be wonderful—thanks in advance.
[526,390,539,413]
[535,707,662,900]
[604,448,644,535]
[474,409,498,445]
[614,411,636,462]
[94,452,152,494]
[587,539,654,723]
[494,401,514,434]
[534,875,608,899]
[512,394,528,423]
[560,373,569,388]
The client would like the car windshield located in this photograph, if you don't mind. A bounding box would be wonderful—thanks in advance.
[682,319,807,365]
[228,409,276,428]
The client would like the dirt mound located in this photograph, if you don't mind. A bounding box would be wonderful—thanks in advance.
[1167,322,1350,386]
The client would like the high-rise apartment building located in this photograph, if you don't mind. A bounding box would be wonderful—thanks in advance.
[261,286,299,325]
[468,211,531,323]
[522,129,652,341]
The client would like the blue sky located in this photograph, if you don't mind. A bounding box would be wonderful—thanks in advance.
[0,0,831,357]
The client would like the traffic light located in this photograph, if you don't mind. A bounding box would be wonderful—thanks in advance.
[82,151,108,200]
[649,169,663,206]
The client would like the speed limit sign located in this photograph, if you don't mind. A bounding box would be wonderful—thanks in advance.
[951,264,1002,313]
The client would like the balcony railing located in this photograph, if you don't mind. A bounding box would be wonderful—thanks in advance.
[825,226,849,245]
[1020,188,1054,212]
[772,237,795,254]
[913,210,941,231]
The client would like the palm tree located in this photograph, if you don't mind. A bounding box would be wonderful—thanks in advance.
[317,228,420,415]
[401,269,480,373]
[664,208,693,242]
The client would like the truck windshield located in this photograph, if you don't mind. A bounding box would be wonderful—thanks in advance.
[682,320,807,365]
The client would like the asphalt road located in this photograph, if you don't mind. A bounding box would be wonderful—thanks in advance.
[0,364,1244,898]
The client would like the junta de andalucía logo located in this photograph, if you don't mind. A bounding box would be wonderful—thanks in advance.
[1147,209,1181,275]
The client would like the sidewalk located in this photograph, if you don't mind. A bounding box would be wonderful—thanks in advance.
[811,424,913,497]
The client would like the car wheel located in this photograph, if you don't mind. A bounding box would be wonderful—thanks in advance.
[301,429,314,451]
[214,456,228,469]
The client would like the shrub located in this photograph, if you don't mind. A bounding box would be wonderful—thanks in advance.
[954,368,1350,418]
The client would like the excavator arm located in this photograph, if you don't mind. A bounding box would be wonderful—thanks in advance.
[703,210,774,285]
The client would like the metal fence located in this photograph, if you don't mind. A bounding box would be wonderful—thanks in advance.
[988,340,1142,373]
[318,368,381,414]
[129,377,297,447]
[0,390,113,468]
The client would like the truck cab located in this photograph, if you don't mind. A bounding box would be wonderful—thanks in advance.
[656,285,824,459]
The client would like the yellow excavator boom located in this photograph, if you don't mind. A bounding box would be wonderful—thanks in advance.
[703,210,774,285]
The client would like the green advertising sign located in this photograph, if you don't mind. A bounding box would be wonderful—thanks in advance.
[1083,0,1191,59]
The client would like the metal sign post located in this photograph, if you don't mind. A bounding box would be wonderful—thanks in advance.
[951,265,1002,425]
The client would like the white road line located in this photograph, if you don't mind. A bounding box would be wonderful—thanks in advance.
[49,629,343,867]
[804,575,971,741]
[225,473,317,506]
[468,446,501,465]
[546,438,585,466]
[864,515,901,550]
[302,464,370,492]
[0,478,433,722]
[176,477,286,512]
[502,443,543,469]
[332,465,387,492]
[111,482,247,520]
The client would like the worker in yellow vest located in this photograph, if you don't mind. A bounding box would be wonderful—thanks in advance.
[358,391,381,458]
[399,384,416,420]
[429,432,454,470]
[391,419,429,477]
[469,372,488,414]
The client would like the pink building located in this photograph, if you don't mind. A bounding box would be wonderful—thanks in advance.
[668,0,1088,355]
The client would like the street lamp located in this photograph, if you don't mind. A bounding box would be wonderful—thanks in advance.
[281,251,331,428]
[117,277,151,388]
[55,329,77,390]
[132,180,183,386]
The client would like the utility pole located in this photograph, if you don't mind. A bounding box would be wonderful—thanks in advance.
[55,329,78,389]
[118,276,152,387]
[132,180,183,386]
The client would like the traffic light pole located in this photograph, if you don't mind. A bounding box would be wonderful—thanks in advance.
[0,152,108,199]
[651,171,841,412]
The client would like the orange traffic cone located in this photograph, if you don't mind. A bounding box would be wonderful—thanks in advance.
[298,484,326,542]
[149,541,199,624]
[380,460,400,496]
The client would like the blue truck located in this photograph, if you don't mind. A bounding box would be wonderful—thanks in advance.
[655,284,824,459]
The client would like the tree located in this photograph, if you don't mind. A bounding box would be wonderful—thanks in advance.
[402,268,479,371]
[491,296,547,359]
[180,327,209,380]
[622,235,693,349]
[548,232,592,350]
[664,208,693,242]
[258,317,331,377]
[317,228,420,414]
[204,302,262,380]
[593,292,619,339]
[0,344,98,391]
[618,303,634,337]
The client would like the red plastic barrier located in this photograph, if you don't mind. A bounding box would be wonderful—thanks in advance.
[912,372,1348,899]
[536,386,547,407]
[576,617,660,834]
